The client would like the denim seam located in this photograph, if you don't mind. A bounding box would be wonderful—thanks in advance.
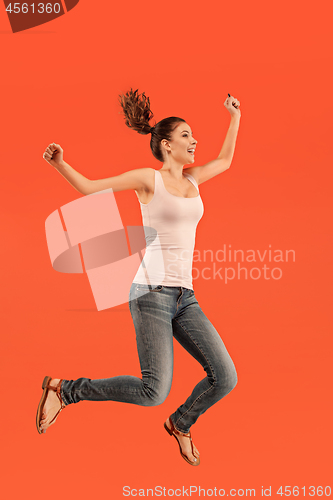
[136,293,159,401]
[172,317,217,432]
[175,288,184,313]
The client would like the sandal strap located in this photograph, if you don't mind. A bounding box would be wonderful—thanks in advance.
[47,380,65,425]
[46,379,63,394]
[174,429,192,440]
[168,418,192,440]
[46,379,65,408]
[48,405,64,425]
[56,379,65,407]
[175,430,195,456]
[165,418,198,464]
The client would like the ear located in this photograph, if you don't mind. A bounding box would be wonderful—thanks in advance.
[161,139,171,152]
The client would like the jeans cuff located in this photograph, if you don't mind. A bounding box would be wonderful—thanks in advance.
[170,414,190,434]
[60,380,74,406]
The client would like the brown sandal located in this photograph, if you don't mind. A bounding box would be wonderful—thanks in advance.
[164,418,200,466]
[36,376,65,434]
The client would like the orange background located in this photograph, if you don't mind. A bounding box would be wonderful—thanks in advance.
[1,1,332,498]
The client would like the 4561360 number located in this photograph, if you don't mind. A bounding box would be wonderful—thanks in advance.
[6,3,61,14]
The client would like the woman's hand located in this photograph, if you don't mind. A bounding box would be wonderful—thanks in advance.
[224,95,241,118]
[43,143,64,168]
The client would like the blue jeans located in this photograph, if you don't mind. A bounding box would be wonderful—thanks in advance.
[60,284,237,433]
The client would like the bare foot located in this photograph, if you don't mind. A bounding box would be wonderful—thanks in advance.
[39,378,65,433]
[165,417,200,463]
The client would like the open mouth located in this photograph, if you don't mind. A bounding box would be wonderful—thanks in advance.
[188,149,195,155]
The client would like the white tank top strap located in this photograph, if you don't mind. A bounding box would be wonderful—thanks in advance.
[155,168,163,188]
[183,172,199,194]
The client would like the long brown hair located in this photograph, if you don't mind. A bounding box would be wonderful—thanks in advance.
[118,88,186,162]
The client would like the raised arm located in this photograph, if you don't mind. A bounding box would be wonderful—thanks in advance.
[43,143,150,196]
[185,94,241,186]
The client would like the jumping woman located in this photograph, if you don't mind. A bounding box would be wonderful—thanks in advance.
[37,89,241,466]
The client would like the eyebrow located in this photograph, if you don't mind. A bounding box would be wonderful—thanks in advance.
[181,130,193,134]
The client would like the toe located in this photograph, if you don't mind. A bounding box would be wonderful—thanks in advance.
[190,443,200,461]
[193,446,200,457]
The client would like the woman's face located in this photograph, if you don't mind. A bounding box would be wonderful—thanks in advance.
[162,122,197,165]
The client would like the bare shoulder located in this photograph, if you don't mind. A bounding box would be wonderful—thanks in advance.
[135,167,155,192]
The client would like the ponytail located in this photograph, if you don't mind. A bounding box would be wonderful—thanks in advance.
[119,88,186,162]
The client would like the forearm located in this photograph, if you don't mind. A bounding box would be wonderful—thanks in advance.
[54,161,93,195]
[217,115,240,163]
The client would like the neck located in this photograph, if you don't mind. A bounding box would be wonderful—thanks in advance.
[160,157,186,180]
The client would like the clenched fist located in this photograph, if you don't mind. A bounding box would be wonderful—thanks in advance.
[43,143,64,168]
[224,95,241,117]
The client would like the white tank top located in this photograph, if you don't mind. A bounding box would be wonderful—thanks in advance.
[132,169,204,290]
